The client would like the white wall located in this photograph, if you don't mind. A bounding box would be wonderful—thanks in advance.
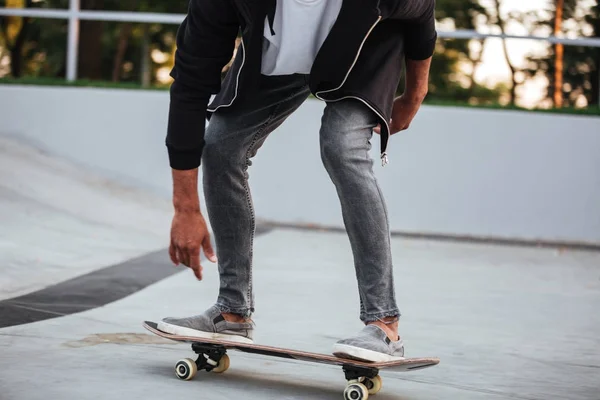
[1,85,599,245]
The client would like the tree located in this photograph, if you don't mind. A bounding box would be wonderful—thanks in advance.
[523,0,599,108]
[489,0,520,105]
[1,0,31,77]
[0,0,188,83]
[416,0,505,105]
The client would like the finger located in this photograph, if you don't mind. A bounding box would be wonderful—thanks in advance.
[373,124,381,134]
[177,248,189,267]
[189,252,203,280]
[193,265,203,280]
[202,235,217,263]
[169,242,179,265]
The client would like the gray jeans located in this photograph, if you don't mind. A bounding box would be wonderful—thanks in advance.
[203,73,399,323]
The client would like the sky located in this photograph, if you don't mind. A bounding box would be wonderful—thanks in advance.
[471,0,596,107]
[470,0,553,106]
[477,0,549,77]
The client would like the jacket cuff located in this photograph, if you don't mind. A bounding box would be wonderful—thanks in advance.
[405,33,437,60]
[167,145,204,170]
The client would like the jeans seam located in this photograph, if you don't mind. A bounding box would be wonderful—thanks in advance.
[364,109,396,312]
[218,79,309,316]
[282,81,310,104]
[242,125,268,312]
[323,100,398,323]
[241,104,280,312]
[240,83,309,313]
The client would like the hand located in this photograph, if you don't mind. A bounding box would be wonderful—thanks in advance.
[374,94,425,135]
[169,210,217,280]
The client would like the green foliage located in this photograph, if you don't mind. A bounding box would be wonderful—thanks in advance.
[0,0,187,81]
[0,0,598,112]
[523,0,600,107]
[421,0,501,104]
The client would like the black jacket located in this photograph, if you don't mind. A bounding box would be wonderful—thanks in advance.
[166,0,437,170]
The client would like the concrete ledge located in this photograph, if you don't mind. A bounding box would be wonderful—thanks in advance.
[260,220,600,251]
[1,85,599,245]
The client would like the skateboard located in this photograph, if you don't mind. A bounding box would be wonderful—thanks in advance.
[143,321,439,399]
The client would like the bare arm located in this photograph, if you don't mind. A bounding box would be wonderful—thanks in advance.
[169,167,215,281]
[167,0,239,279]
[404,57,432,103]
[172,169,200,213]
[169,0,239,212]
[386,53,434,135]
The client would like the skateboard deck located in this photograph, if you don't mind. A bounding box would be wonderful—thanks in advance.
[143,321,439,399]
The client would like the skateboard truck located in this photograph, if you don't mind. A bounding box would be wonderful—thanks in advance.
[191,343,227,371]
[342,364,379,381]
[342,364,382,399]
[174,343,232,381]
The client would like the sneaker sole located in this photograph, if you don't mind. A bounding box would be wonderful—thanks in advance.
[332,343,405,363]
[157,321,254,345]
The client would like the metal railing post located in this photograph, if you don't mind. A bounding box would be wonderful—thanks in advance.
[1,6,600,99]
[66,0,80,82]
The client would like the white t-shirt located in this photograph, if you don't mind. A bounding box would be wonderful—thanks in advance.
[261,0,343,76]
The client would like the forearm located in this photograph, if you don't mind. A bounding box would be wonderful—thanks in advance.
[403,57,431,102]
[172,168,200,213]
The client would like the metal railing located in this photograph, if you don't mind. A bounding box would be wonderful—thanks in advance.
[1,0,600,83]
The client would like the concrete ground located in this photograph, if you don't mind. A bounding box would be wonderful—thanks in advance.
[0,137,172,301]
[1,228,599,400]
[1,137,599,400]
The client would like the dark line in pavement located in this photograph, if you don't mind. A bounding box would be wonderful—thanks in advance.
[392,376,543,400]
[0,249,177,329]
[259,220,600,252]
[0,223,275,329]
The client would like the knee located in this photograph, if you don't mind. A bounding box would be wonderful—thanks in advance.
[319,100,376,173]
[202,131,244,170]
[202,137,226,162]
[320,135,345,173]
[319,125,373,176]
[320,111,347,171]
[201,143,225,174]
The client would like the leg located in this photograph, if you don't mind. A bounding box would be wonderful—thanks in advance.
[320,99,404,362]
[159,74,310,342]
[203,75,310,318]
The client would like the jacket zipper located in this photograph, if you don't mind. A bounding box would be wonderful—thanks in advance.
[207,37,246,113]
[314,16,390,167]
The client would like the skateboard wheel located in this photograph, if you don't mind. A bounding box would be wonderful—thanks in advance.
[364,375,382,395]
[211,354,230,374]
[175,358,197,381]
[344,382,369,400]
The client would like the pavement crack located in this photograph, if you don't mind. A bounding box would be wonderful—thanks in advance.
[9,303,68,317]
[391,376,543,400]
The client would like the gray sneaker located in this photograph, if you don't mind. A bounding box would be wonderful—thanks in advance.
[158,305,255,344]
[332,325,405,363]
